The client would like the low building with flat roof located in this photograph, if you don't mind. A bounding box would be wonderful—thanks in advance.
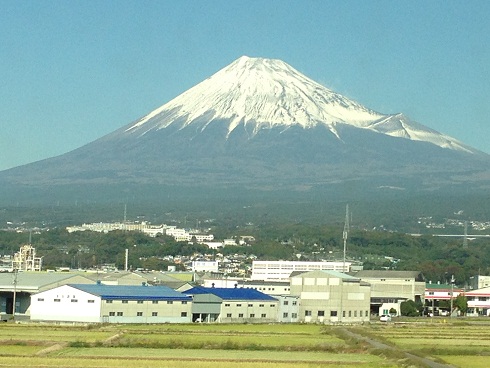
[185,286,278,323]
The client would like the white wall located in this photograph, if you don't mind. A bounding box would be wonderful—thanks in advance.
[30,285,101,323]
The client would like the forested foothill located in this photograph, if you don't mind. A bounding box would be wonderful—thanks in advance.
[2,193,490,285]
[1,218,489,286]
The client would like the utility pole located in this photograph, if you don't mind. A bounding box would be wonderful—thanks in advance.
[450,274,455,318]
[12,267,18,322]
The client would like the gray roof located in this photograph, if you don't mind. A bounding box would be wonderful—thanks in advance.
[291,269,358,280]
[353,270,424,281]
[0,272,93,291]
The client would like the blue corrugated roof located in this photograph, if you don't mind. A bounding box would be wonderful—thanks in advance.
[69,284,191,301]
[185,286,277,301]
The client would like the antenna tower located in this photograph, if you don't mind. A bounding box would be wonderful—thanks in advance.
[342,204,349,272]
[463,221,468,248]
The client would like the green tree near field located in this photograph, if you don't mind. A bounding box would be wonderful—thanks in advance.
[400,300,422,317]
[453,294,468,315]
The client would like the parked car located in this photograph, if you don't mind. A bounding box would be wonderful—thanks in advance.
[379,314,392,322]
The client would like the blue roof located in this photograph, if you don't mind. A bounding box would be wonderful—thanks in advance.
[69,284,191,301]
[185,286,277,301]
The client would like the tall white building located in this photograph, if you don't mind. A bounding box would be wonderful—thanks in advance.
[251,260,351,281]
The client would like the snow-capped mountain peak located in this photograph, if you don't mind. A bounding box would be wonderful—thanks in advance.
[125,56,475,153]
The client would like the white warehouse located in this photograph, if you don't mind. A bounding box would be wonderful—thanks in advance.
[30,283,192,323]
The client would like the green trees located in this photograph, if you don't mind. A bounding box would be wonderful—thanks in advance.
[454,294,468,315]
[400,300,422,317]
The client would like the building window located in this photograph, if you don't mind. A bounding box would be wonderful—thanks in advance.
[71,299,78,303]
[238,313,244,318]
[237,304,242,307]
[354,311,357,317]
[259,304,264,307]
[152,312,158,316]
[88,300,95,303]
[152,301,158,304]
[305,310,312,317]
[109,312,115,316]
[283,312,288,318]
[181,312,187,317]
[182,301,187,304]
[292,301,297,306]
[122,300,128,304]
[365,310,369,317]
[225,303,230,307]
[318,310,325,317]
[137,300,144,304]
[292,313,297,318]
[250,314,255,318]
[37,298,44,302]
[227,313,232,318]
[343,311,346,318]
[167,301,173,304]
[117,312,123,316]
[330,311,338,317]
[429,292,434,295]
[348,311,352,317]
[270,304,275,307]
[248,304,253,307]
[54,299,60,302]
[137,312,143,316]
[261,314,266,318]
[283,301,289,305]
[106,300,113,304]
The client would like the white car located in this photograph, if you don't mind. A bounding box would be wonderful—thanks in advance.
[379,314,392,322]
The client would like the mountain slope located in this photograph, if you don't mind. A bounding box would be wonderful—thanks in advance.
[1,56,489,203]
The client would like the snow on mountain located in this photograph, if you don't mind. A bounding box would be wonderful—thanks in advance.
[123,55,472,153]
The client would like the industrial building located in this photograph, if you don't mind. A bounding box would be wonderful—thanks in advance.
[290,270,371,324]
[184,286,278,323]
[251,260,352,281]
[30,283,192,323]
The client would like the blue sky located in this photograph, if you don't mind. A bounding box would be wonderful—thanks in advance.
[1,1,489,171]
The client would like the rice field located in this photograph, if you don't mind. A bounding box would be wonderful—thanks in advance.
[2,320,488,367]
[0,323,397,368]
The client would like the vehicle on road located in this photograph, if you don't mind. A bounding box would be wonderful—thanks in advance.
[379,314,392,322]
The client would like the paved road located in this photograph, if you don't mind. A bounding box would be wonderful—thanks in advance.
[340,328,456,368]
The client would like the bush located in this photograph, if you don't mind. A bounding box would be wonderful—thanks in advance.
[400,300,421,317]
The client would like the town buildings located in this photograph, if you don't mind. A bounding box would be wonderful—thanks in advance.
[251,260,352,281]
[352,270,425,316]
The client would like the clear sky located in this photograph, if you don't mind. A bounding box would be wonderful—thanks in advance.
[1,1,489,171]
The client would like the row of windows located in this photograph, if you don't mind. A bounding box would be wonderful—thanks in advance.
[39,298,188,304]
[283,300,297,306]
[225,313,268,318]
[107,311,188,317]
[42,298,95,303]
[223,303,275,308]
[282,312,298,318]
[106,300,187,304]
[304,310,369,318]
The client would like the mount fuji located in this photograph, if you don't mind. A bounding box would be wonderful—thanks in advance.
[2,56,490,203]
